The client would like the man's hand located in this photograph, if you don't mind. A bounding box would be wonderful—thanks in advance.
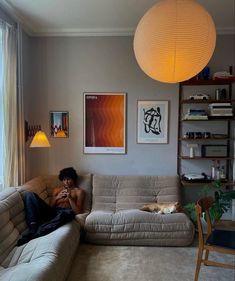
[57,189,69,199]
[66,189,72,199]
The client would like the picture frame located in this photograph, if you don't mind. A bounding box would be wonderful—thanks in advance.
[137,100,169,144]
[84,92,126,154]
[50,111,69,138]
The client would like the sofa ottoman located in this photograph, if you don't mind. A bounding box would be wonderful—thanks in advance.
[85,175,194,246]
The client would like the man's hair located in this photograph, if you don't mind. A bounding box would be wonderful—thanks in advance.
[58,167,78,182]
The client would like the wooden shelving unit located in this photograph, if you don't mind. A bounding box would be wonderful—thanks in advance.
[179,137,232,141]
[179,156,233,160]
[181,180,235,187]
[181,118,234,122]
[180,79,235,86]
[177,79,235,186]
[181,99,233,104]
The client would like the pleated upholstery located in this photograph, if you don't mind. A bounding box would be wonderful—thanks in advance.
[0,177,82,281]
[18,174,92,212]
[91,175,179,212]
[85,175,194,246]
[0,188,26,265]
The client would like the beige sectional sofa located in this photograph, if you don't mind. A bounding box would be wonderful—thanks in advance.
[0,173,194,281]
[0,187,79,281]
[0,174,91,281]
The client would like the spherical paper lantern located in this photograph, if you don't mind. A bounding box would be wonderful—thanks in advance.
[133,0,216,83]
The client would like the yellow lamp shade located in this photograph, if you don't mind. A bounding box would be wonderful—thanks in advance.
[133,0,216,83]
[30,131,51,148]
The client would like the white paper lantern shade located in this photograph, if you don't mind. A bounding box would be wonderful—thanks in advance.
[133,0,216,83]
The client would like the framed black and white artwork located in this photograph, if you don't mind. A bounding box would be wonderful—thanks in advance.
[137,100,169,144]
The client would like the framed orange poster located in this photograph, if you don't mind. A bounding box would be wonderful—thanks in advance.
[84,93,126,154]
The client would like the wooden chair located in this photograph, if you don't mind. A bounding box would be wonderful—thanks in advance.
[194,196,235,281]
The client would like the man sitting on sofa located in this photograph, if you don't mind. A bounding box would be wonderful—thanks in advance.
[17,167,85,246]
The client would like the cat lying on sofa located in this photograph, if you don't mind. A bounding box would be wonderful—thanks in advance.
[141,202,182,214]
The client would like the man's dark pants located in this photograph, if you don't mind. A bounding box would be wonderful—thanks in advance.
[17,192,74,246]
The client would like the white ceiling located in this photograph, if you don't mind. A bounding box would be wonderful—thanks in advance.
[0,0,234,36]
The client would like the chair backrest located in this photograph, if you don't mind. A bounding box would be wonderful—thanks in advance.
[197,197,214,213]
[196,196,214,244]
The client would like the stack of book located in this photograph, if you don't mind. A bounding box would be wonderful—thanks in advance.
[208,103,233,117]
[184,109,208,120]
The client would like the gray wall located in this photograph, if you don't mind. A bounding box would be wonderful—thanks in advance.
[23,35,235,191]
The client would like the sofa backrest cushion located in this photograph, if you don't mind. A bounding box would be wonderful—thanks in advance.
[77,174,92,213]
[92,175,179,212]
[0,188,27,265]
[18,176,51,203]
[42,174,92,213]
[18,173,92,213]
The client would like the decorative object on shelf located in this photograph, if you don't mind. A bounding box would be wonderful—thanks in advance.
[220,88,227,100]
[50,111,69,138]
[213,71,235,81]
[188,93,210,100]
[83,92,126,154]
[29,130,51,148]
[137,100,168,144]
[201,66,210,80]
[211,160,222,180]
[215,89,221,100]
[211,134,228,139]
[208,102,233,117]
[187,143,198,158]
[182,173,210,182]
[133,0,216,83]
[183,108,208,120]
[201,145,227,158]
[184,180,235,224]
[220,166,226,180]
[184,131,211,139]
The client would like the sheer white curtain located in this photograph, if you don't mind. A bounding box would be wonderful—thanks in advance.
[0,26,3,190]
[0,20,18,189]
[17,23,26,186]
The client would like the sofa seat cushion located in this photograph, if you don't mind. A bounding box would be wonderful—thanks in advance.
[0,220,80,281]
[85,209,194,246]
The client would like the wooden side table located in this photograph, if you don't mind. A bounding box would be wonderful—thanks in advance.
[214,220,235,231]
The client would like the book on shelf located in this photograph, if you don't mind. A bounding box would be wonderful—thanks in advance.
[183,114,208,120]
[209,113,233,116]
[209,103,232,108]
[188,109,207,115]
[209,105,233,116]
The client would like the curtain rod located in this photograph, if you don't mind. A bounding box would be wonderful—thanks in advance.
[0,7,17,28]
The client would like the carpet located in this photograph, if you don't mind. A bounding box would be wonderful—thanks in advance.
[67,242,235,281]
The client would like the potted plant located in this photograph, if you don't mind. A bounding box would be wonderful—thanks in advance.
[184,180,235,224]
